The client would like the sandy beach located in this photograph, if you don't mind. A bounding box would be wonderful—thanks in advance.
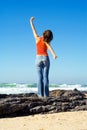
[0,111,87,130]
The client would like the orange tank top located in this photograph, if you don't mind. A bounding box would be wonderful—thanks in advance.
[36,37,48,56]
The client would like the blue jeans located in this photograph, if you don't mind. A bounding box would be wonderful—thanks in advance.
[36,56,50,97]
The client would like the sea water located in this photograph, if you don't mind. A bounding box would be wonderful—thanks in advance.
[0,83,87,94]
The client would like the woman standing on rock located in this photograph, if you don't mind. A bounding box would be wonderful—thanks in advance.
[30,17,57,97]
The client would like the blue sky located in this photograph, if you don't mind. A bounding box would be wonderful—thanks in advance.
[0,0,87,84]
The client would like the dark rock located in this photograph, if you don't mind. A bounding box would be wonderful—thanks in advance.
[0,89,87,118]
[50,89,85,99]
[0,94,8,98]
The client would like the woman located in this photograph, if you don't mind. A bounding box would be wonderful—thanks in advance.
[30,17,57,97]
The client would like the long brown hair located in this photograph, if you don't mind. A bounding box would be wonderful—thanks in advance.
[43,30,53,43]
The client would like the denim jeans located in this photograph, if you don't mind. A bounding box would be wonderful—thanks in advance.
[36,56,50,97]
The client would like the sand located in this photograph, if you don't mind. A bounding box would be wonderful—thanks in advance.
[0,111,87,130]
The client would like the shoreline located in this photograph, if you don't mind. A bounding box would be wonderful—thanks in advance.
[0,83,87,95]
[0,111,87,130]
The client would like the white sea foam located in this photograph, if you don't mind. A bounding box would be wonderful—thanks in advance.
[0,83,87,94]
[0,86,37,94]
[59,84,82,90]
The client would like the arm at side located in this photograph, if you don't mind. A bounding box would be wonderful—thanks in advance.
[46,43,57,59]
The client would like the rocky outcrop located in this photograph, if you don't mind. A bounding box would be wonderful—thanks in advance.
[0,89,87,118]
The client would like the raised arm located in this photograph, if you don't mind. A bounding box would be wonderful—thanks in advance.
[45,43,57,59]
[30,17,39,42]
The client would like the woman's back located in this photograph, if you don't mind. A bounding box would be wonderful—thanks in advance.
[36,37,48,56]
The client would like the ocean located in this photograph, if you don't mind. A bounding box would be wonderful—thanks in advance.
[0,83,87,94]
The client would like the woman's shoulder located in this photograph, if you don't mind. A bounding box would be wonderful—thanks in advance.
[36,36,43,44]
